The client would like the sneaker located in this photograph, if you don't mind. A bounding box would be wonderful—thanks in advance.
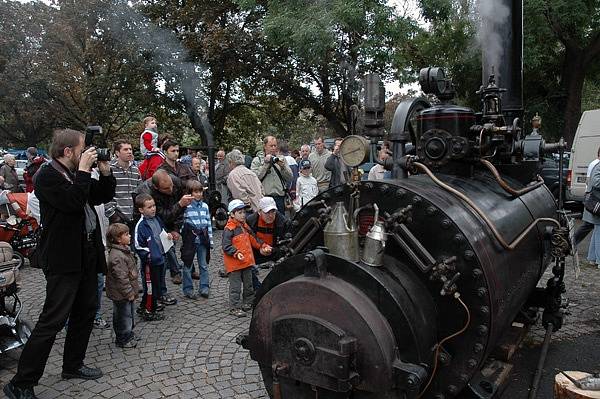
[184,293,199,300]
[219,270,229,278]
[117,339,137,349]
[172,275,182,285]
[229,308,246,318]
[93,317,109,329]
[241,303,253,312]
[140,310,164,321]
[199,290,209,299]
[159,295,177,306]
[192,271,200,280]
[155,303,165,312]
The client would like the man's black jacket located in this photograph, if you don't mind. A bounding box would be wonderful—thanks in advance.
[134,179,185,232]
[35,161,116,274]
[246,211,291,263]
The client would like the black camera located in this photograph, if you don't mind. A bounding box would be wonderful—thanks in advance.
[85,126,111,161]
[270,156,280,164]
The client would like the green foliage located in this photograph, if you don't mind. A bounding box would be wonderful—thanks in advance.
[2,0,599,152]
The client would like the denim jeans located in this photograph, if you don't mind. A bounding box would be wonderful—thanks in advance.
[182,244,209,295]
[112,300,135,345]
[95,274,104,320]
[165,245,181,277]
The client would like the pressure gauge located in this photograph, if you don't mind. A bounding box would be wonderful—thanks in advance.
[339,135,370,167]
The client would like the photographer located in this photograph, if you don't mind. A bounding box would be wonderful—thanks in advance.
[4,129,116,398]
[251,136,292,214]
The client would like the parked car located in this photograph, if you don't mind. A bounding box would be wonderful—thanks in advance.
[566,109,600,203]
[539,153,570,200]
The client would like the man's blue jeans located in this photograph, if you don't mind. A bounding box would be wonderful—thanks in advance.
[182,244,210,295]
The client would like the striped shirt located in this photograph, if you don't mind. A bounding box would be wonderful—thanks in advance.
[105,160,142,220]
[183,200,213,246]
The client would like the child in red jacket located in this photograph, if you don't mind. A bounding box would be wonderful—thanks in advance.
[138,116,165,180]
[222,199,271,317]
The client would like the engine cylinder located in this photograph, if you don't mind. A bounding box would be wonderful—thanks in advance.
[246,175,556,398]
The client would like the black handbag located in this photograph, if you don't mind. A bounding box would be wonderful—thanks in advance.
[584,190,600,215]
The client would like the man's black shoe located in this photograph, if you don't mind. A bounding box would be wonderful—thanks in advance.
[3,382,38,399]
[219,270,229,278]
[61,365,103,380]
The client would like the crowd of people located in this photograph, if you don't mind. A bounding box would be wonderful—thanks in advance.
[1,116,394,399]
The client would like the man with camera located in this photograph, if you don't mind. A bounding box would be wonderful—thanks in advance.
[251,136,293,214]
[4,129,116,399]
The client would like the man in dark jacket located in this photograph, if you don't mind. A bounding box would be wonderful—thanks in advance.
[325,138,351,189]
[4,129,116,399]
[135,170,193,304]
[246,196,291,267]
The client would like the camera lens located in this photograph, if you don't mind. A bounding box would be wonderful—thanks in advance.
[271,156,280,163]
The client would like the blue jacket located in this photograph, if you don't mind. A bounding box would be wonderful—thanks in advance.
[134,215,166,266]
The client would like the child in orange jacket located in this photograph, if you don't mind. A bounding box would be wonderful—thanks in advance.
[222,199,271,317]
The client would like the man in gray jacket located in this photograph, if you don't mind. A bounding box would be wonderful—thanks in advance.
[251,136,293,213]
[308,137,332,192]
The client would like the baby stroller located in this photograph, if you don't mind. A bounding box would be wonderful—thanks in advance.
[0,191,40,268]
[0,242,31,354]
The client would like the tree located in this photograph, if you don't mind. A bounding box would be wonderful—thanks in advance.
[525,0,600,144]
[252,0,417,137]
[0,1,56,146]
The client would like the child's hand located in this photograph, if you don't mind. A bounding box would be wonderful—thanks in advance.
[236,252,245,261]
[260,245,272,256]
[170,231,180,241]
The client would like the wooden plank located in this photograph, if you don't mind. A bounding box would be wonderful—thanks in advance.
[555,371,600,399]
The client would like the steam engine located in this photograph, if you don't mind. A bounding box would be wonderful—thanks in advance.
[240,1,571,398]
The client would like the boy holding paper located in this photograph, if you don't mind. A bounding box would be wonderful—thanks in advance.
[134,193,169,321]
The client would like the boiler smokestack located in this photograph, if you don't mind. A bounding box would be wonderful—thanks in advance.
[481,0,523,123]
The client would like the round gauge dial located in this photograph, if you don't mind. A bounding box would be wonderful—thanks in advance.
[339,135,370,167]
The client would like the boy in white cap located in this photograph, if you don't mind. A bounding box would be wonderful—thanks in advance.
[222,199,272,317]
[294,159,318,211]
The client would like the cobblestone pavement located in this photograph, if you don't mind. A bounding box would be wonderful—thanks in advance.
[0,230,269,399]
[1,220,598,398]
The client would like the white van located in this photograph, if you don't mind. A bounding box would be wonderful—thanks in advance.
[566,109,600,202]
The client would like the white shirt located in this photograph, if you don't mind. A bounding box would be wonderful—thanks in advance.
[294,174,318,211]
[368,164,386,180]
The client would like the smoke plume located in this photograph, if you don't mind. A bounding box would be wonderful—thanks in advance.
[101,2,214,145]
[477,0,510,81]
